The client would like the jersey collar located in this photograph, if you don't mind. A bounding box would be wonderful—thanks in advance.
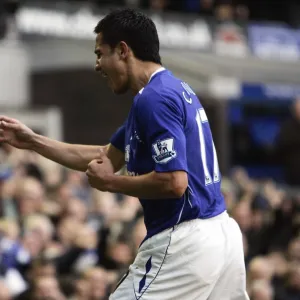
[139,67,166,94]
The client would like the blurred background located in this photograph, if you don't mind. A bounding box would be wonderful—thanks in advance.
[0,0,300,299]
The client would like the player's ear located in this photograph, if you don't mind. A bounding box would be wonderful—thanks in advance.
[118,41,129,59]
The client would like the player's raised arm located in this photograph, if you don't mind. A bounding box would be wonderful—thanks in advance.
[0,115,124,172]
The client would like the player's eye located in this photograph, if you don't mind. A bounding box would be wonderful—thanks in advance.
[95,50,102,60]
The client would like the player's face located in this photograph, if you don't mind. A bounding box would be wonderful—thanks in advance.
[94,33,130,94]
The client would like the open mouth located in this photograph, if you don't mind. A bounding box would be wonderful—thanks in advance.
[101,71,108,78]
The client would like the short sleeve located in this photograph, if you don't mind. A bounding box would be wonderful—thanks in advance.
[110,121,126,152]
[142,92,187,173]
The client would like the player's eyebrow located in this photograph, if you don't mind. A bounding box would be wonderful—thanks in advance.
[94,43,106,54]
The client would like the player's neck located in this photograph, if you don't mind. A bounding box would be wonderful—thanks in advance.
[129,61,163,95]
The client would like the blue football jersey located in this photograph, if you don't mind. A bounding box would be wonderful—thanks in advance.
[111,68,226,240]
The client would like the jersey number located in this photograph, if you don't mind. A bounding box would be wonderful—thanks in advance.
[195,108,220,186]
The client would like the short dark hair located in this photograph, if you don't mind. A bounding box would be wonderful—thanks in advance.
[94,8,161,64]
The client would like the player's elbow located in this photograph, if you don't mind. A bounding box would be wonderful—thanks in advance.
[162,171,188,198]
[172,173,188,198]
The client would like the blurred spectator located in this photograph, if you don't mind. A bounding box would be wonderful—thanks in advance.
[31,276,66,300]
[287,238,300,263]
[276,265,300,300]
[231,200,252,233]
[268,251,289,279]
[235,2,249,20]
[27,257,56,282]
[0,281,12,300]
[70,275,89,300]
[62,197,88,223]
[83,267,109,300]
[72,224,99,273]
[215,0,234,21]
[248,256,274,284]
[250,280,274,300]
[105,238,133,271]
[57,217,82,250]
[14,177,45,218]
[142,0,169,12]
[184,0,214,16]
[64,171,92,207]
[277,97,300,187]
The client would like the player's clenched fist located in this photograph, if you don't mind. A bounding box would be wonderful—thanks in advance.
[0,115,35,149]
[86,150,114,191]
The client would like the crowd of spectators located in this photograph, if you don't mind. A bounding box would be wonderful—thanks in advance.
[0,141,299,300]
[1,0,300,26]
[0,0,299,43]
[0,143,145,300]
[95,0,300,24]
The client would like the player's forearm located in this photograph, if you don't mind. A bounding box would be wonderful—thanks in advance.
[31,134,105,172]
[107,171,186,199]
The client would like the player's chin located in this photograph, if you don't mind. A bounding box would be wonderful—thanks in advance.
[111,85,128,95]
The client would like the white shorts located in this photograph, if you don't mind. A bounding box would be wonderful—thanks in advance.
[110,212,249,300]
